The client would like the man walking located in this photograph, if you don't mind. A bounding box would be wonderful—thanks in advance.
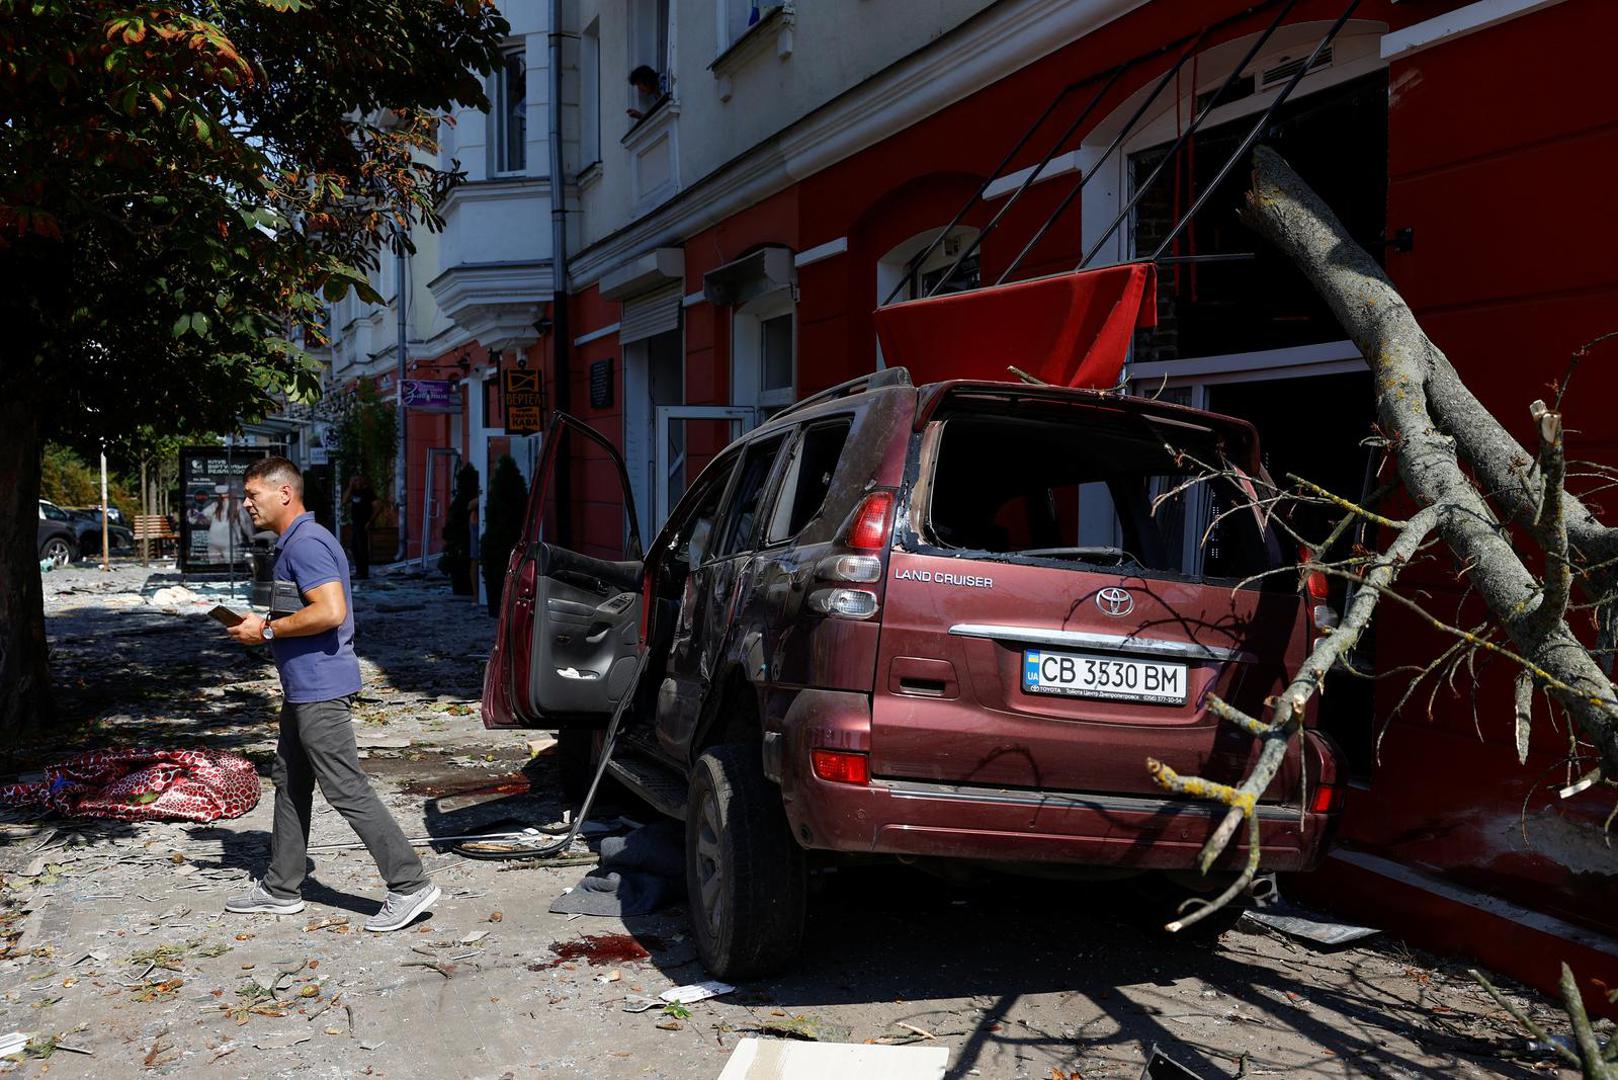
[223,457,439,931]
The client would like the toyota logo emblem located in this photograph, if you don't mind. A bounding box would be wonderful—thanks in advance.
[1097,587,1135,617]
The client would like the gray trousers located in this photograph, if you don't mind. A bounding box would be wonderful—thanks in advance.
[264,696,428,900]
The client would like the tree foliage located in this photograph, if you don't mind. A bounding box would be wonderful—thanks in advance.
[331,381,399,524]
[0,0,508,732]
[0,0,507,437]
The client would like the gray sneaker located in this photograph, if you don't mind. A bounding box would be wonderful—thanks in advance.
[364,884,440,932]
[225,879,304,915]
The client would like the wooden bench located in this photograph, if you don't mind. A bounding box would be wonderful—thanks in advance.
[131,515,177,556]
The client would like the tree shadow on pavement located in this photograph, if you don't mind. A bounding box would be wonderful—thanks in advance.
[748,864,1544,1079]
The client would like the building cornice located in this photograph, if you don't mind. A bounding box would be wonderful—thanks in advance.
[570,0,1148,287]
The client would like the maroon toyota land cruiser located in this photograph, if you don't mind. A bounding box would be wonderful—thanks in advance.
[483,369,1343,977]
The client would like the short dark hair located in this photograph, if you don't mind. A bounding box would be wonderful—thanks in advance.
[245,455,304,497]
[629,65,658,88]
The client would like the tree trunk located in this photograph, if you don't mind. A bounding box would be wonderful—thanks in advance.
[1241,146,1618,777]
[0,387,54,735]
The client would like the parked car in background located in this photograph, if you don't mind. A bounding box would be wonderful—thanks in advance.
[63,505,136,558]
[484,371,1344,978]
[37,500,81,568]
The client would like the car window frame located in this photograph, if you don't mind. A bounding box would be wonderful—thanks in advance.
[757,412,856,550]
[669,448,743,571]
[711,431,792,561]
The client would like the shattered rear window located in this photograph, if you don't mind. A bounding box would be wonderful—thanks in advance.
[923,412,1281,584]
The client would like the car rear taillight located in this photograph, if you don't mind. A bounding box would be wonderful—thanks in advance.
[847,491,894,550]
[816,553,882,582]
[1310,781,1342,814]
[807,588,879,619]
[1300,549,1337,636]
[811,749,869,785]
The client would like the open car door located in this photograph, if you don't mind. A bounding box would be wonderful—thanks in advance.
[482,412,644,729]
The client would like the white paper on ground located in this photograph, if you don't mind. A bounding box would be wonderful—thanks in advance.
[659,979,735,1004]
[717,1038,949,1080]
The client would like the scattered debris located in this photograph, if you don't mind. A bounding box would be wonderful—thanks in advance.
[1140,1043,1207,1079]
[1242,907,1379,947]
[252,1031,312,1051]
[717,1038,949,1079]
[750,1014,854,1043]
[622,995,661,1013]
[661,980,735,1005]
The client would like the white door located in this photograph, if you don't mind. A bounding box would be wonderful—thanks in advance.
[654,405,753,528]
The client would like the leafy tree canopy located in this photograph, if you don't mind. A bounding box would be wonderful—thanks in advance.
[0,0,509,440]
[0,0,508,732]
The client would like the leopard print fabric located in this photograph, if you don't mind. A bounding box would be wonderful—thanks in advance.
[0,748,261,823]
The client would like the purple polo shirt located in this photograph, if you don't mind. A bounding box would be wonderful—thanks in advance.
[270,513,361,703]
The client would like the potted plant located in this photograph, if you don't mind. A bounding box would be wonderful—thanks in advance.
[480,454,527,616]
[441,463,480,595]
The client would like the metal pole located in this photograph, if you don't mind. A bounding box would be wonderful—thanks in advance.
[549,4,574,549]
[395,232,409,565]
[1148,0,1362,264]
[997,29,1207,286]
[140,457,149,567]
[99,441,110,572]
[1079,0,1303,271]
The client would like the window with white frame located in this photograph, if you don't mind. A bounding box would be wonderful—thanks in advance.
[719,0,782,52]
[630,0,670,91]
[580,20,602,169]
[875,226,981,307]
[732,292,795,421]
[492,47,527,175]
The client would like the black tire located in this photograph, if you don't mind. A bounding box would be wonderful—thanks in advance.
[40,537,72,569]
[686,743,806,979]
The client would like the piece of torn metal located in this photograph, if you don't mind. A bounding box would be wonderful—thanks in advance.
[1242,908,1379,947]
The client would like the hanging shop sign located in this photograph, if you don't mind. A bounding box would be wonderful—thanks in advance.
[503,368,544,435]
[401,379,460,413]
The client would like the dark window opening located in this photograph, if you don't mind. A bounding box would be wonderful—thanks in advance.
[716,436,786,558]
[1130,71,1388,362]
[925,413,1281,584]
[767,419,852,543]
[676,461,735,570]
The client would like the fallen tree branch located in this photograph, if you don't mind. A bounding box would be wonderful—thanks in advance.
[1241,145,1618,778]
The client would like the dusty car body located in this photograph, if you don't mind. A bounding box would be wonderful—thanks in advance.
[483,370,1342,976]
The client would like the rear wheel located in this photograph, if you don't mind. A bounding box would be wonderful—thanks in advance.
[686,743,806,979]
[40,538,72,568]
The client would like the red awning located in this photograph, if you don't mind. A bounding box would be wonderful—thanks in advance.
[873,262,1158,389]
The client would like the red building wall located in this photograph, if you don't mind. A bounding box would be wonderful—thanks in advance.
[548,0,1618,1005]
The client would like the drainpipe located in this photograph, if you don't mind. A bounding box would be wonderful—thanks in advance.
[548,0,573,546]
[394,234,409,562]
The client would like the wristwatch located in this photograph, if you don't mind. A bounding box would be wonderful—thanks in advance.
[262,620,276,642]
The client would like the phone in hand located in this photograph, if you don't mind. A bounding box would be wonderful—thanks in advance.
[208,605,246,628]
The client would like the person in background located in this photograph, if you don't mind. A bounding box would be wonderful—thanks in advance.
[224,457,439,932]
[346,473,376,580]
[626,64,661,121]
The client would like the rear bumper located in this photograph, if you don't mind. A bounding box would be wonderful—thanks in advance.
[775,689,1337,872]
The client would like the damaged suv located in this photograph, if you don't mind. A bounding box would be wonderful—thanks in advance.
[483,369,1342,977]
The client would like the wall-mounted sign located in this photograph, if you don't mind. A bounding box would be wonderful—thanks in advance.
[590,358,614,410]
[503,368,544,435]
[401,379,459,413]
